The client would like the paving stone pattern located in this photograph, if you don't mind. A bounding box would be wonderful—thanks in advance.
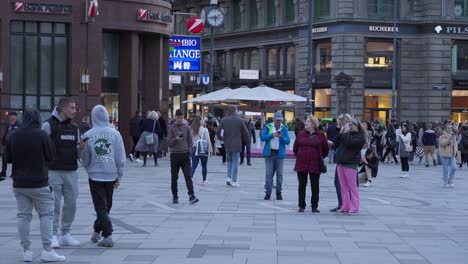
[0,157,467,264]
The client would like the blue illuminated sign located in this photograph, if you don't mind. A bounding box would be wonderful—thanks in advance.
[169,35,201,72]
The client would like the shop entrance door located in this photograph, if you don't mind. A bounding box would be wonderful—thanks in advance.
[364,108,390,123]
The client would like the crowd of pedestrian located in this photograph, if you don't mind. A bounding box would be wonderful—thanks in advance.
[1,98,467,262]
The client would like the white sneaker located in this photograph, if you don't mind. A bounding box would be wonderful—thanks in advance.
[362,182,371,187]
[449,183,455,188]
[231,181,240,187]
[40,249,66,262]
[23,250,32,262]
[51,235,59,248]
[399,174,408,178]
[444,183,449,188]
[129,154,135,162]
[226,178,232,186]
[59,233,80,247]
[135,158,143,163]
[202,181,208,185]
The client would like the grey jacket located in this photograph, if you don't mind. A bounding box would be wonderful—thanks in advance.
[216,115,250,152]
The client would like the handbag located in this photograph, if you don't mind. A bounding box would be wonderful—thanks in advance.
[415,146,424,157]
[195,129,209,157]
[405,144,413,152]
[145,121,156,145]
[311,135,327,173]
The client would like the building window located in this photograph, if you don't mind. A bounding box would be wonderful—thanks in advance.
[215,52,226,81]
[365,42,393,71]
[284,0,295,24]
[455,0,468,17]
[231,49,259,78]
[368,0,396,19]
[202,53,210,74]
[266,47,295,78]
[10,21,68,118]
[249,0,258,28]
[453,42,468,74]
[314,42,332,73]
[232,0,241,31]
[315,0,330,19]
[266,0,276,26]
[102,32,120,93]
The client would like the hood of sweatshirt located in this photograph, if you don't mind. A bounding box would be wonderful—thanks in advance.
[21,110,42,129]
[425,129,435,133]
[91,105,112,128]
[51,107,63,122]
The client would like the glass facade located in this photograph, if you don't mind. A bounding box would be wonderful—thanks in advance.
[231,49,259,79]
[9,21,68,119]
[249,0,258,28]
[266,47,295,79]
[266,0,276,26]
[232,0,241,31]
[284,0,295,24]
[315,42,332,73]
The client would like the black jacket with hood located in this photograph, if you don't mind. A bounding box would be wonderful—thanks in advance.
[334,131,366,166]
[6,110,54,188]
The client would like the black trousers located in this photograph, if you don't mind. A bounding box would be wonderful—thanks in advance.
[400,157,409,172]
[1,150,7,176]
[297,172,320,209]
[218,144,226,163]
[89,179,114,238]
[382,147,398,163]
[240,144,251,164]
[171,152,195,197]
[131,136,141,158]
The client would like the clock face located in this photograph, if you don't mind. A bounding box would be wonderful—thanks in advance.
[206,8,224,27]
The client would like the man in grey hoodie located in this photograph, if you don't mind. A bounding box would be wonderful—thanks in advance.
[81,105,126,247]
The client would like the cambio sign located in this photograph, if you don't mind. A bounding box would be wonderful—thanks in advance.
[169,36,201,72]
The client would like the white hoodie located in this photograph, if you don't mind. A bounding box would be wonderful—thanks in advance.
[81,105,126,182]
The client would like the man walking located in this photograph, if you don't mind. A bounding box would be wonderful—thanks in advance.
[42,97,81,248]
[81,105,126,247]
[422,123,437,167]
[261,111,290,200]
[167,109,199,204]
[7,110,66,262]
[216,109,250,187]
[240,116,256,166]
[129,111,143,162]
[1,111,21,180]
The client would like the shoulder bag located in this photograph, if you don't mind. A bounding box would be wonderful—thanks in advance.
[310,135,327,173]
[145,121,156,145]
[195,128,209,156]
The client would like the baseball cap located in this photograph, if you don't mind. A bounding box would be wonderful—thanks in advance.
[274,111,283,121]
[175,109,183,117]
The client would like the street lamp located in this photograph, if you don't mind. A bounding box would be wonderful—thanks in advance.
[306,0,314,117]
[391,0,398,120]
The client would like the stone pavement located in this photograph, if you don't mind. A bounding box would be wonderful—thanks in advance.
[0,156,467,264]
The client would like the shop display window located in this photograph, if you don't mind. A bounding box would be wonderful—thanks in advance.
[314,88,331,119]
[453,42,468,74]
[365,42,393,71]
[315,42,332,73]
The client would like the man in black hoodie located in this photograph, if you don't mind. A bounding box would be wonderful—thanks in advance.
[6,110,66,262]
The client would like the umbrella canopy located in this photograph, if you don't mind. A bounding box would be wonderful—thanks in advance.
[183,87,251,104]
[229,85,308,102]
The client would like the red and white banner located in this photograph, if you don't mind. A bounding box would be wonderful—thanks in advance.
[14,1,24,12]
[88,0,99,17]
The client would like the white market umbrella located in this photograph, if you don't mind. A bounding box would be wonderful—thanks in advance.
[230,85,308,102]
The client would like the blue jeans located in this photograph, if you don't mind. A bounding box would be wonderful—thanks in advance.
[440,156,456,184]
[226,151,240,182]
[264,154,284,194]
[191,148,208,181]
[328,149,335,163]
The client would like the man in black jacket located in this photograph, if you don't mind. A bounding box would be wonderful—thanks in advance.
[7,110,66,262]
[240,116,256,166]
[129,111,143,162]
[42,97,81,248]
[1,111,21,180]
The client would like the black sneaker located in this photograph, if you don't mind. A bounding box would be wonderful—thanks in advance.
[276,193,283,200]
[312,208,320,213]
[264,194,271,200]
[298,208,305,212]
[425,164,429,167]
[329,207,340,212]
[247,163,252,166]
[0,172,6,178]
[0,177,5,182]
[189,195,199,204]
[172,196,179,204]
[239,162,244,165]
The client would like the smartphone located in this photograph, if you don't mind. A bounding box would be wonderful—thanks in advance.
[178,131,184,138]
[277,131,282,135]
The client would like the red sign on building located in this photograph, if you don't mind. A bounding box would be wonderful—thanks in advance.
[13,1,71,15]
[186,16,204,34]
[137,8,173,24]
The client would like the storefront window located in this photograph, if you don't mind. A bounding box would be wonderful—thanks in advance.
[315,42,332,73]
[365,42,393,71]
[286,47,295,77]
[215,52,226,80]
[314,88,331,119]
[315,0,330,19]
[368,0,396,19]
[102,33,120,78]
[10,21,68,115]
[364,94,391,123]
[453,42,468,74]
[231,49,259,79]
[452,90,468,123]
[284,0,295,24]
[232,0,241,31]
[455,0,468,18]
[249,0,258,28]
[267,47,295,78]
[232,51,241,78]
[266,0,276,26]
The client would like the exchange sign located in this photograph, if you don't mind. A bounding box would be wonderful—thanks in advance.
[169,35,201,73]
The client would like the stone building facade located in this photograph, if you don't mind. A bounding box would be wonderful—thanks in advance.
[172,0,468,124]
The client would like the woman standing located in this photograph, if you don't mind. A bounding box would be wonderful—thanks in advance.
[190,117,212,184]
[135,111,160,167]
[398,124,412,178]
[439,122,458,187]
[293,115,328,213]
[334,118,366,215]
